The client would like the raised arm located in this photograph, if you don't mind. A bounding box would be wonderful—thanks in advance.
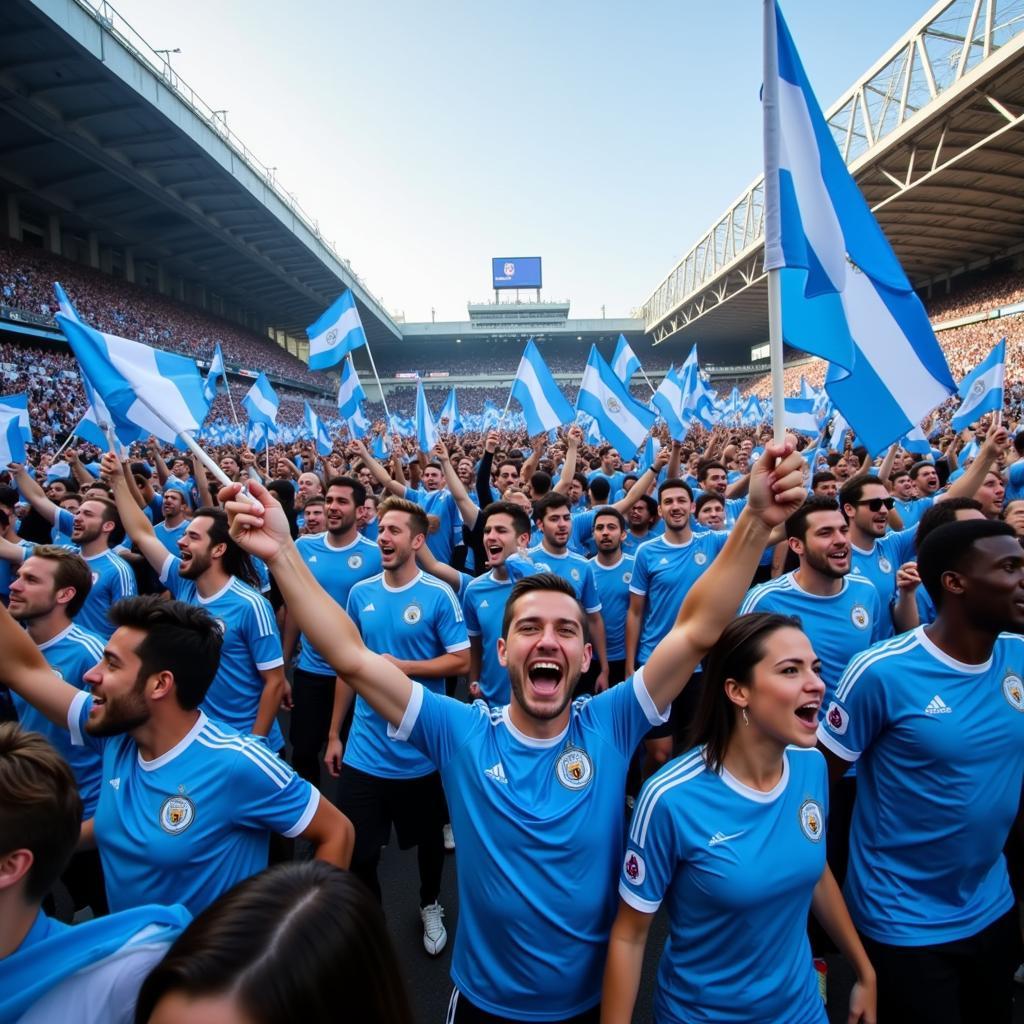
[612,448,670,514]
[100,452,171,572]
[433,439,478,528]
[348,439,404,497]
[191,454,213,508]
[642,439,805,712]
[221,479,413,726]
[942,420,1008,502]
[476,433,498,507]
[7,463,60,525]
[554,426,582,495]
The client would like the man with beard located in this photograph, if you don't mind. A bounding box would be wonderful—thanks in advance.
[0,595,353,916]
[590,507,633,687]
[1,464,135,639]
[152,487,189,557]
[8,546,106,914]
[101,453,286,751]
[218,438,806,1023]
[283,476,380,787]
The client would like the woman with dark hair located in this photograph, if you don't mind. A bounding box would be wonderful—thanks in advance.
[602,613,876,1024]
[136,861,413,1024]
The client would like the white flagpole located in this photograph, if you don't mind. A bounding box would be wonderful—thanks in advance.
[360,344,392,429]
[53,432,77,460]
[767,269,786,445]
[223,378,242,432]
[637,366,658,397]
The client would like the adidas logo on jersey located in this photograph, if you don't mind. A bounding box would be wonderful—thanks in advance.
[308,555,318,563]
[659,556,669,565]
[484,762,508,784]
[480,599,489,608]
[109,777,121,790]
[708,830,744,847]
[363,602,376,612]
[925,695,952,715]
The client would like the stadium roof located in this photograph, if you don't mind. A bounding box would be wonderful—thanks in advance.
[640,0,1024,349]
[0,0,400,344]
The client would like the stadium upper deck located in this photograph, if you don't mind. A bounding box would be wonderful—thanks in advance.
[639,0,1024,356]
[0,0,399,363]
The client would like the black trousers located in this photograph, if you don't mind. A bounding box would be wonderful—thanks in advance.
[289,668,337,787]
[861,908,1021,1024]
[446,988,599,1024]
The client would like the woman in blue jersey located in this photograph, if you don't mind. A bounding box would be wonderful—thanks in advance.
[602,613,876,1024]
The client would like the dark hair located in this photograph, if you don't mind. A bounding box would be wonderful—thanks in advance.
[890,469,910,484]
[811,471,837,488]
[914,497,983,552]
[694,492,724,516]
[130,461,152,481]
[598,444,613,458]
[588,476,611,502]
[785,495,840,541]
[658,477,693,502]
[134,861,413,1024]
[634,494,658,519]
[0,484,19,508]
[496,459,521,477]
[325,475,368,507]
[479,500,531,539]
[267,478,295,508]
[593,505,626,530]
[0,723,82,901]
[917,519,1015,609]
[529,470,552,498]
[501,572,588,643]
[303,495,326,509]
[377,496,429,539]
[108,596,223,710]
[571,471,589,491]
[697,460,726,483]
[191,507,260,588]
[838,473,886,513]
[534,491,572,523]
[909,460,935,480]
[26,545,93,619]
[689,613,803,772]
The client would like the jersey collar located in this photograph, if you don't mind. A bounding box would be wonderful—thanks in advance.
[501,706,570,749]
[138,712,207,771]
[719,751,790,804]
[37,622,75,651]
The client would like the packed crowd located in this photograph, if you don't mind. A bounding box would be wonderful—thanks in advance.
[0,241,319,387]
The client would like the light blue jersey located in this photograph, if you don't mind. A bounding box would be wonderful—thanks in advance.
[592,555,635,662]
[13,624,105,816]
[52,506,76,546]
[1006,461,1024,503]
[159,555,284,751]
[588,468,625,494]
[0,538,33,598]
[526,546,602,613]
[621,521,663,558]
[631,532,729,664]
[849,527,916,633]
[344,571,469,779]
[818,628,1024,945]
[397,670,668,1020]
[464,571,516,706]
[740,572,884,698]
[621,746,828,1024]
[153,518,187,557]
[293,532,380,676]
[404,486,459,563]
[78,550,137,639]
[69,696,318,915]
[894,495,934,531]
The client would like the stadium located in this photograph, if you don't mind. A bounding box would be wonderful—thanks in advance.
[2,0,1024,1022]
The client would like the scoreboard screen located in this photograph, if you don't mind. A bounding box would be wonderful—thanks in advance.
[492,257,542,289]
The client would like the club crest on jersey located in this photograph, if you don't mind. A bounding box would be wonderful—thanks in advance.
[622,571,632,584]
[347,554,363,569]
[159,794,196,835]
[850,605,869,630]
[91,572,99,585]
[825,701,848,735]
[555,746,594,791]
[799,799,823,842]
[878,556,892,574]
[1003,673,1024,712]
[623,850,646,885]
[570,568,580,581]
[694,552,707,565]
[402,603,422,625]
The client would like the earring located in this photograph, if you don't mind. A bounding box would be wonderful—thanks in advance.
[742,708,750,726]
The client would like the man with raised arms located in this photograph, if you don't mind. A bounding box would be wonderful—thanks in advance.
[220,439,805,1024]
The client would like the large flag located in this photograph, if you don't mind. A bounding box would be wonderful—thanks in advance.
[611,334,641,384]
[901,425,932,456]
[336,357,366,420]
[415,378,438,452]
[0,393,32,446]
[306,290,368,371]
[741,394,763,427]
[438,386,464,434]
[54,284,208,446]
[651,366,687,441]
[783,397,820,436]
[242,373,279,427]
[482,400,502,432]
[576,346,656,455]
[509,340,574,435]
[0,394,29,464]
[762,0,955,453]
[584,415,602,445]
[203,343,226,406]
[304,401,333,456]
[951,339,1005,431]
[247,419,275,450]
[828,408,850,450]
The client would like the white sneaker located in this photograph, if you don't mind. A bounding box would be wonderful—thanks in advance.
[443,823,455,851]
[1014,962,1024,986]
[421,901,447,956]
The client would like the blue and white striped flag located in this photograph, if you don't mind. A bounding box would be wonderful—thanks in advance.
[336,357,366,419]
[951,338,1005,431]
[509,340,574,435]
[611,334,641,384]
[415,378,438,452]
[576,346,656,456]
[741,394,763,427]
[242,373,279,427]
[584,415,602,445]
[346,403,371,438]
[438,387,464,434]
[0,393,32,448]
[783,397,820,436]
[54,284,208,446]
[370,432,388,459]
[304,401,333,456]
[901,425,932,456]
[637,434,661,474]
[203,343,226,406]
[651,365,687,441]
[248,419,275,450]
[307,290,367,371]
[763,0,955,453]
[828,408,850,450]
[0,396,29,465]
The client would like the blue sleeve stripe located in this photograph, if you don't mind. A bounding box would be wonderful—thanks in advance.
[835,631,920,702]
[629,750,706,848]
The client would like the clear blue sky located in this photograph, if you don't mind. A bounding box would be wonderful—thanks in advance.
[113,0,930,323]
